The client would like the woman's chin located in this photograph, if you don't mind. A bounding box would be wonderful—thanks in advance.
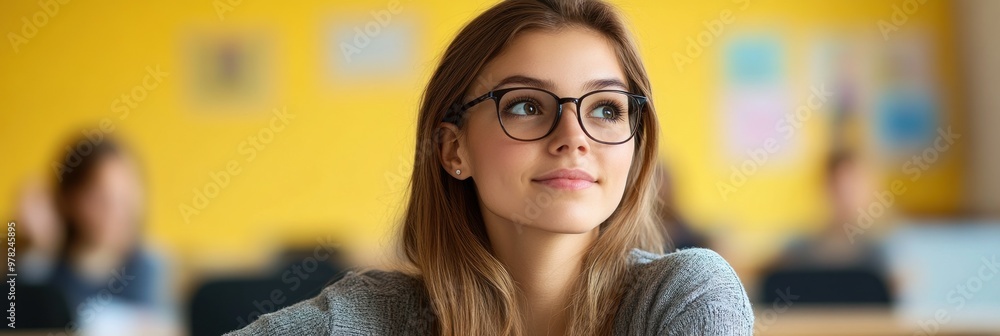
[515,215,603,235]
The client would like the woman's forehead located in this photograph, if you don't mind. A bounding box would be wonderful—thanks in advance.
[474,27,627,96]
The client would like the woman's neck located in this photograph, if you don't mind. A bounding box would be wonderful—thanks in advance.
[68,240,132,283]
[484,213,599,336]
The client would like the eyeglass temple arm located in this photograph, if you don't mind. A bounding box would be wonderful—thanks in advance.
[442,92,495,124]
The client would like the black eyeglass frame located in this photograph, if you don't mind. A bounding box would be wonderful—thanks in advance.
[443,87,648,145]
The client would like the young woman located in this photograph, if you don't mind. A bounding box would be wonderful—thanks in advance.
[231,0,753,334]
[43,136,176,333]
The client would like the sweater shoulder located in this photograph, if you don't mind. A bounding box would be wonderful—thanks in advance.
[326,269,425,301]
[323,269,434,333]
[617,248,754,335]
[226,269,434,335]
[628,247,731,270]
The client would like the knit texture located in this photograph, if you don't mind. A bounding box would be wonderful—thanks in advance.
[226,248,754,335]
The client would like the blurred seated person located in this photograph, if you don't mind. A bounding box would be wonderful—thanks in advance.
[761,150,890,304]
[654,161,707,251]
[38,134,176,334]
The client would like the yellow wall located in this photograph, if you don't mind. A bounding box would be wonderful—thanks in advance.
[0,0,963,269]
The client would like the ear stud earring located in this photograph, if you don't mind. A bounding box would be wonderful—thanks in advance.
[455,169,462,175]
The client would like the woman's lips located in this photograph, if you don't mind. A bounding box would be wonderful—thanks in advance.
[531,168,597,191]
[532,178,595,190]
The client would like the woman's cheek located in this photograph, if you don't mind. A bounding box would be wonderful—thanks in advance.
[604,147,634,197]
[476,145,531,192]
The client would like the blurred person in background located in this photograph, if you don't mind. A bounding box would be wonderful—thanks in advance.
[761,149,890,304]
[653,161,707,251]
[43,134,177,335]
[12,175,63,284]
[778,150,883,269]
[229,0,753,335]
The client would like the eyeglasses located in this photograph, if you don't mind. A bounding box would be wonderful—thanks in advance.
[444,87,647,145]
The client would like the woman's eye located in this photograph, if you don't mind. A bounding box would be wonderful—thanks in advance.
[508,102,541,116]
[589,105,619,119]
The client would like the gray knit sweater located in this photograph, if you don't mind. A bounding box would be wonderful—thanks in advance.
[226,248,754,335]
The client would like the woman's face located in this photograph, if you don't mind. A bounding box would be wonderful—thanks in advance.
[445,27,636,235]
[69,156,144,248]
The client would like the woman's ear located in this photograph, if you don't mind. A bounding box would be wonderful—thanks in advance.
[438,122,470,180]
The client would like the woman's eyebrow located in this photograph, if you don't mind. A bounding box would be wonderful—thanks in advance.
[582,78,629,91]
[492,75,629,92]
[492,75,555,90]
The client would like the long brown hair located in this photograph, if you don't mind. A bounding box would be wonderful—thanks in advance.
[396,0,664,334]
